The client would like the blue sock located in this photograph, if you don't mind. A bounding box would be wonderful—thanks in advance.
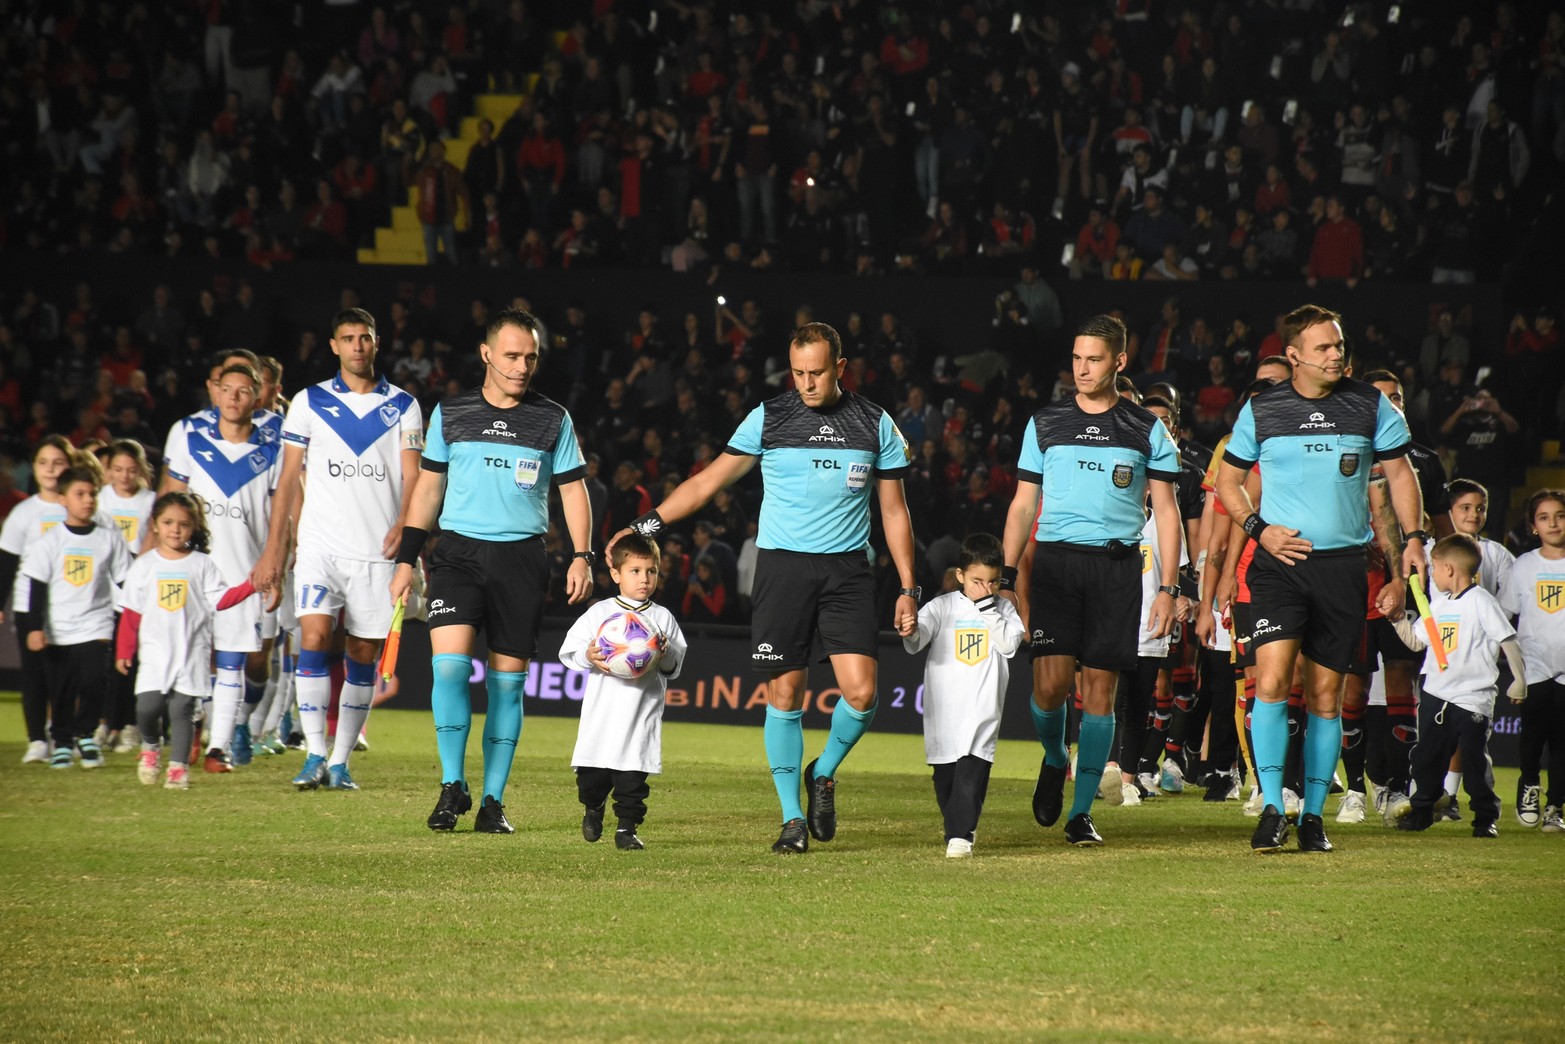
[1069,712,1116,819]
[1303,712,1342,818]
[1030,701,1070,768]
[482,670,525,802]
[430,655,472,786]
[812,698,875,780]
[764,706,805,822]
[1252,699,1289,813]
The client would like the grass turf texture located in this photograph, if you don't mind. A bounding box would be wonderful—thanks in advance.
[1,693,1562,1042]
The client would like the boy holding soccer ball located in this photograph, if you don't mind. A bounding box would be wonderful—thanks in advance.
[561,533,687,850]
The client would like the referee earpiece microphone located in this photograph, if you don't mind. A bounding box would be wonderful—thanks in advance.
[484,353,528,383]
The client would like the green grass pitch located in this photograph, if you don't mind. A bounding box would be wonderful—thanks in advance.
[1,693,1561,1041]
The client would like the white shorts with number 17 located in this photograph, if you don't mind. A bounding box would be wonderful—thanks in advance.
[293,549,395,640]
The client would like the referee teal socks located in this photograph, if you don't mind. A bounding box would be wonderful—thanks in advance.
[1251,698,1289,813]
[812,698,875,780]
[1302,712,1342,819]
[482,670,526,802]
[1069,712,1115,820]
[1029,702,1070,769]
[431,654,472,785]
[764,706,806,822]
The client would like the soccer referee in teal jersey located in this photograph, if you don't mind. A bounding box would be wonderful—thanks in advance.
[1001,314,1183,847]
[391,308,596,835]
[606,322,920,854]
[1215,304,1427,854]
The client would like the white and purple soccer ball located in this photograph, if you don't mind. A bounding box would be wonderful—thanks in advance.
[593,610,662,680]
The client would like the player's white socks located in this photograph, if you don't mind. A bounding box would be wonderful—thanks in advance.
[295,649,331,758]
[329,658,377,768]
[1444,770,1462,796]
[208,657,246,752]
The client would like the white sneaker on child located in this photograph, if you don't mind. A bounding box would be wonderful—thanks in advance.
[1243,785,1263,817]
[1097,762,1122,800]
[945,838,973,858]
[1335,791,1367,824]
[114,726,141,754]
[138,749,160,786]
[22,740,49,764]
[1282,788,1302,819]
[1120,782,1142,806]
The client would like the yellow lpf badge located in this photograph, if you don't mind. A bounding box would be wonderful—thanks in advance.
[954,625,989,666]
[63,554,93,587]
[157,578,188,612]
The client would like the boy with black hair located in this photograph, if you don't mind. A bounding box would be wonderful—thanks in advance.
[1394,535,1526,837]
[903,533,1026,857]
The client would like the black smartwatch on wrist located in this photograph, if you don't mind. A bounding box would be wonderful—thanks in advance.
[572,551,597,566]
[1404,530,1430,545]
[900,586,922,601]
[1158,585,1181,598]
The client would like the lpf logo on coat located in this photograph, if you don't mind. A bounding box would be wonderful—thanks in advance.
[846,461,870,491]
[514,457,541,491]
[157,578,188,612]
[63,553,93,587]
[954,623,989,665]
[1139,544,1153,574]
[1438,618,1459,654]
[1538,576,1565,614]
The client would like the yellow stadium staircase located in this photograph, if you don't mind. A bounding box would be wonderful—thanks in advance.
[357,76,538,265]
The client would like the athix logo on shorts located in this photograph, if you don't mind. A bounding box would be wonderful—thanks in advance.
[1253,617,1283,637]
[1298,411,1336,430]
[1075,425,1109,442]
[428,598,455,617]
[483,419,518,439]
[753,641,785,661]
[1030,629,1055,646]
[809,423,847,444]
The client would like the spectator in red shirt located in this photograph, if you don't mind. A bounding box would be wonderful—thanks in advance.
[1070,203,1120,279]
[880,22,930,80]
[1253,164,1292,215]
[1194,354,1237,445]
[517,112,566,232]
[1306,196,1363,285]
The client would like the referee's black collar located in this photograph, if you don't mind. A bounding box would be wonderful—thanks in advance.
[612,596,654,612]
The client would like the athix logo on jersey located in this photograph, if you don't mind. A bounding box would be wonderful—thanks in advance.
[846,461,870,491]
[64,553,93,587]
[483,419,519,439]
[157,577,188,612]
[1438,619,1460,654]
[1253,617,1283,637]
[753,642,785,661]
[1075,425,1109,442]
[428,598,455,617]
[1537,576,1565,614]
[954,625,989,665]
[809,423,847,444]
[514,457,541,491]
[1299,411,1337,430]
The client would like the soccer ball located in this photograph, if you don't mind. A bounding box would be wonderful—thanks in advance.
[593,611,662,680]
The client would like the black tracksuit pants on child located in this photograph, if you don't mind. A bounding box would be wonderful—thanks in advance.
[933,755,993,843]
[44,640,110,748]
[1519,680,1565,807]
[577,767,650,830]
[1408,696,1501,824]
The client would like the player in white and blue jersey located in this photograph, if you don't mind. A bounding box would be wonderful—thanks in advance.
[254,307,423,792]
[1215,304,1427,854]
[605,322,921,855]
[390,308,595,834]
[163,361,282,772]
[1000,314,1183,847]
[159,348,283,499]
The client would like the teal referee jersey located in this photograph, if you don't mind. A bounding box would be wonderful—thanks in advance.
[725,389,911,554]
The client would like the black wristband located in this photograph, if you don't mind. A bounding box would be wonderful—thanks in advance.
[1158,584,1182,597]
[1000,565,1018,590]
[1404,530,1430,545]
[630,511,665,538]
[395,526,429,566]
[1241,514,1267,540]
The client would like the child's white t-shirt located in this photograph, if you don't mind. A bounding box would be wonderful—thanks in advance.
[1421,584,1516,716]
[18,522,132,643]
[97,487,157,551]
[562,597,687,774]
[2,496,116,610]
[904,589,1025,764]
[118,549,231,694]
[1501,550,1565,685]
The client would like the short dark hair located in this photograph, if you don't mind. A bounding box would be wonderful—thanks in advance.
[1142,394,1174,413]
[1432,534,1481,576]
[57,465,100,493]
[1256,355,1293,377]
[259,355,283,381]
[1446,478,1489,504]
[791,321,843,361]
[218,362,262,389]
[1281,304,1343,350]
[1239,379,1276,406]
[485,306,542,347]
[210,348,261,375]
[1362,368,1400,387]
[331,306,377,339]
[611,532,661,569]
[957,532,1004,571]
[1076,314,1127,355]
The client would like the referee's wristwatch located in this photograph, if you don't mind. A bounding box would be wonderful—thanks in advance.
[899,586,922,601]
[572,551,597,566]
[1403,530,1430,546]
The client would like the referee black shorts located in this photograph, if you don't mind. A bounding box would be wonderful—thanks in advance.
[749,548,878,672]
[1028,541,1141,672]
[425,532,548,659]
[1244,544,1368,675]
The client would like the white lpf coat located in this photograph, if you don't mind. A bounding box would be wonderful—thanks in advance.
[904,590,1025,764]
[563,597,687,774]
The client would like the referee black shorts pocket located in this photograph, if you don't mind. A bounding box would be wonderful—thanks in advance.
[426,532,548,659]
[749,549,877,671]
[1028,543,1141,672]
[1245,546,1367,674]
